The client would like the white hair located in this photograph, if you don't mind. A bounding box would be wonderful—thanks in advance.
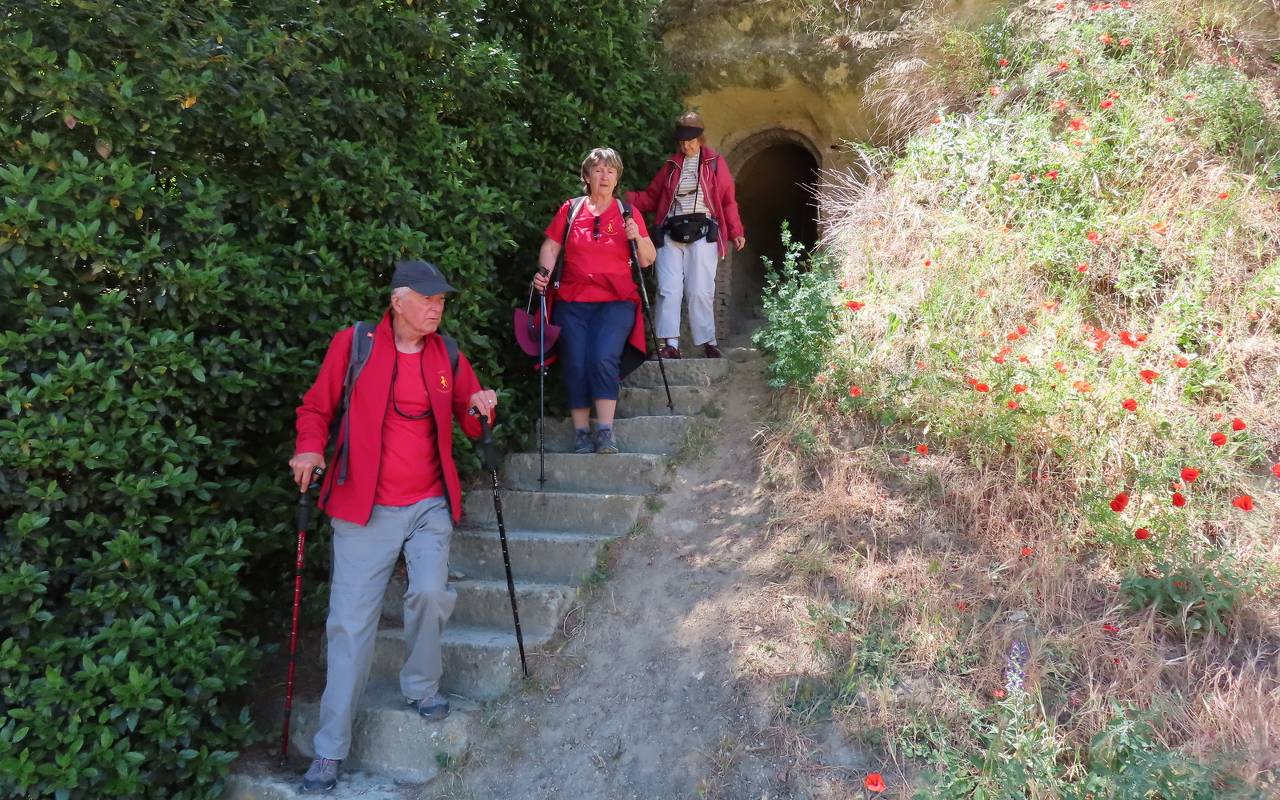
[391,286,413,301]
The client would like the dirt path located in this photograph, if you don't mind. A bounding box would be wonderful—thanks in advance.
[427,345,799,800]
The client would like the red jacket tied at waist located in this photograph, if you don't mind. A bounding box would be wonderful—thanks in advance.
[626,145,744,258]
[294,312,484,525]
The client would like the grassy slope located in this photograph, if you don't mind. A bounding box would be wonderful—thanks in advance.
[751,1,1279,797]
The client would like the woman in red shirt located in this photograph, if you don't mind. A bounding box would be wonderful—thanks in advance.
[532,148,656,454]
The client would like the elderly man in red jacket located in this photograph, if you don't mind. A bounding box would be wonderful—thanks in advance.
[288,260,497,794]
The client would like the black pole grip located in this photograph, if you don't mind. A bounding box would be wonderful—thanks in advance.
[469,408,498,471]
[295,467,324,530]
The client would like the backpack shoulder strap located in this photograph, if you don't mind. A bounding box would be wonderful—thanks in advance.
[551,196,589,288]
[438,332,460,375]
[333,321,375,485]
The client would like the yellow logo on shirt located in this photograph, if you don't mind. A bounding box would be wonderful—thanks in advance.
[437,373,450,392]
[605,221,617,235]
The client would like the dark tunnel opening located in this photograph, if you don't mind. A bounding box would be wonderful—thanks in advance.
[729,142,820,335]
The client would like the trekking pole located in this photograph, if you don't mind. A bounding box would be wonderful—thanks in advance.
[536,269,550,491]
[281,466,324,763]
[622,207,674,414]
[469,408,529,677]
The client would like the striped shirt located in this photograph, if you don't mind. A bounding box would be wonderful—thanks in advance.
[671,154,708,217]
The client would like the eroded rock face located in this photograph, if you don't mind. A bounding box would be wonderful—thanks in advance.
[658,0,922,166]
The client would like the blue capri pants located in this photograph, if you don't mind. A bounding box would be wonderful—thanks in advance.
[553,300,634,409]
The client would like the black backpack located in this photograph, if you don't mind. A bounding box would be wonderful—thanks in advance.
[332,321,459,485]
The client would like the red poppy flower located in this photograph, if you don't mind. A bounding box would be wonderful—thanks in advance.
[865,773,886,793]
[1271,464,1280,479]
[1135,528,1151,540]
[1102,623,1120,634]
[1180,467,1200,483]
[1211,431,1227,447]
[1058,61,1071,72]
[849,386,862,397]
[1232,495,1254,512]
[1164,115,1177,123]
[1013,383,1027,393]
[1172,492,1186,508]
[1076,262,1089,273]
[1098,33,1113,44]
[992,688,1007,699]
[1119,1,1132,8]
[923,258,933,267]
[1140,369,1159,384]
[1016,325,1028,336]
[1055,1,1066,8]
[1070,117,1089,131]
[1122,397,1137,412]
[1218,192,1229,200]
[1151,221,1169,235]
[931,115,942,125]
[979,330,991,338]
[916,444,929,455]
[955,601,968,611]
[978,289,989,298]
[1045,170,1060,180]
[845,300,865,311]
[1108,90,1121,99]
[916,361,927,370]
[1185,92,1198,101]
[1009,172,1024,182]
[1110,493,1130,513]
[1020,545,1033,557]
[1119,330,1140,348]
[1119,37,1131,45]
[989,86,1002,96]
[1085,229,1101,242]
[1054,361,1068,373]
[1100,99,1114,109]
[1051,99,1068,111]
[1231,417,1246,431]
[1072,380,1095,393]
[1007,400,1019,410]
[999,57,1010,67]
[1173,356,1189,368]
[974,383,990,393]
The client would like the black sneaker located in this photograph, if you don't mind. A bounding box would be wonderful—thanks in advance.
[300,757,340,794]
[405,692,450,722]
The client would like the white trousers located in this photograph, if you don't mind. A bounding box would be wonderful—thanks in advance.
[655,237,719,346]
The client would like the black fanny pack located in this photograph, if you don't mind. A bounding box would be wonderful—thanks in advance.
[660,213,718,246]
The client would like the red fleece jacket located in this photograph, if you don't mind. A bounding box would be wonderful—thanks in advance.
[294,312,484,525]
[626,146,745,258]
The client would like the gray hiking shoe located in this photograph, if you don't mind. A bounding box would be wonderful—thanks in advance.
[406,692,450,722]
[300,756,340,794]
[594,427,618,455]
[573,428,593,454]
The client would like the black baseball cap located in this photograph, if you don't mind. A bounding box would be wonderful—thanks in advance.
[391,260,457,296]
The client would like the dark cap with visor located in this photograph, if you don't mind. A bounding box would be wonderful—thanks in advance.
[675,125,704,141]
[391,260,457,296]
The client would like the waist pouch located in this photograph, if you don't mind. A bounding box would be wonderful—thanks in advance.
[660,213,718,246]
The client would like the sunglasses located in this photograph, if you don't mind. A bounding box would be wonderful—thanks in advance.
[593,215,601,240]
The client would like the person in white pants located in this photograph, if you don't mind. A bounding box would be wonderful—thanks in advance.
[628,112,745,359]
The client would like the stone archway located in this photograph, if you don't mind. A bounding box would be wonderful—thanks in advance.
[717,129,821,337]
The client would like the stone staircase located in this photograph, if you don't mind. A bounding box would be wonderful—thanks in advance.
[227,356,728,799]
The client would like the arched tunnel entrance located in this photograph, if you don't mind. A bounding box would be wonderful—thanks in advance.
[724,136,820,336]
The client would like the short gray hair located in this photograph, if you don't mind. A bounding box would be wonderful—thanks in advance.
[391,286,413,301]
[580,147,624,195]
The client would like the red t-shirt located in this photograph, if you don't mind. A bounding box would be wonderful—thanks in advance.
[374,350,444,506]
[544,199,648,303]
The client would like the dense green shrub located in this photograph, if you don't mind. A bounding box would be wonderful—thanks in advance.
[0,1,677,797]
[752,224,839,389]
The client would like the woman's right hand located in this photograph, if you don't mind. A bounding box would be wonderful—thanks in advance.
[532,268,550,293]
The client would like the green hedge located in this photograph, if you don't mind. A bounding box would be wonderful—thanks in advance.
[0,1,678,796]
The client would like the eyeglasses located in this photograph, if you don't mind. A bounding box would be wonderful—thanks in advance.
[592,215,601,241]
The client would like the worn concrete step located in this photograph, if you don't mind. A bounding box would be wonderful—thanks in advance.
[285,682,471,784]
[371,625,550,701]
[542,415,692,455]
[450,527,615,586]
[463,490,642,536]
[616,385,713,417]
[623,357,729,388]
[503,451,666,494]
[226,770,403,800]
[381,575,575,635]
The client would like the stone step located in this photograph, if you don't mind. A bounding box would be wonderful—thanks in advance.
[616,385,712,417]
[463,490,642,536]
[450,527,615,586]
[502,451,666,494]
[542,415,691,455]
[285,682,471,784]
[226,771,403,800]
[623,357,729,388]
[371,625,550,701]
[382,575,575,635]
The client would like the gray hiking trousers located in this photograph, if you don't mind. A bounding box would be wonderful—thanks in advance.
[312,496,456,760]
